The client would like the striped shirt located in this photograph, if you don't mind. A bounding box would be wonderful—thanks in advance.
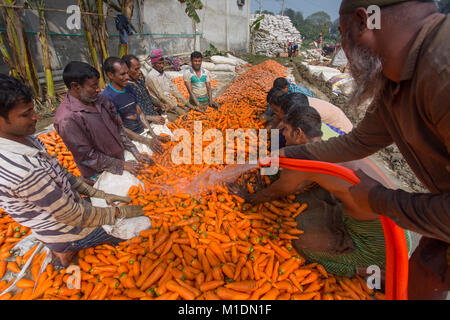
[0,136,115,245]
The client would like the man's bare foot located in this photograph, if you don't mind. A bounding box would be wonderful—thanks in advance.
[51,250,77,268]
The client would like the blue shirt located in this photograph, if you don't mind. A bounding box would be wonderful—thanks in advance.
[102,84,144,134]
[288,81,315,98]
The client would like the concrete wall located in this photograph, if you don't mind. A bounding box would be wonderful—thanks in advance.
[0,0,250,75]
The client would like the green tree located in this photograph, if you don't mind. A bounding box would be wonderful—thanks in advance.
[300,11,331,42]
[178,0,204,23]
[284,8,303,30]
[261,9,274,15]
[437,0,450,13]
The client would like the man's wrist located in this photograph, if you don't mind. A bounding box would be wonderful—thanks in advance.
[368,184,387,215]
[92,189,107,199]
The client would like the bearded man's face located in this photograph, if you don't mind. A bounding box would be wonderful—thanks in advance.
[340,15,388,110]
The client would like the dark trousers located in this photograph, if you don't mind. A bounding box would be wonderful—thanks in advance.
[408,237,450,300]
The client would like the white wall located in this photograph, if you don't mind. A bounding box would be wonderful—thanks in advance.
[0,0,250,74]
[141,0,250,55]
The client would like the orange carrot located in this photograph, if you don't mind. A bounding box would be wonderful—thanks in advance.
[216,287,250,300]
[225,280,258,292]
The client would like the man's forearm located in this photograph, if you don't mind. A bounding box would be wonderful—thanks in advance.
[252,178,294,204]
[207,84,214,103]
[124,127,148,144]
[369,186,450,243]
[54,200,117,228]
[284,107,393,162]
[64,169,105,198]
[120,127,141,158]
[149,94,164,109]
[171,84,189,106]
[284,132,389,162]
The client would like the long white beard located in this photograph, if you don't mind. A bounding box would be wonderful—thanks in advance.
[345,33,388,112]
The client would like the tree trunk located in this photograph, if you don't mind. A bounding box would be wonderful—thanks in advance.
[0,0,40,97]
[37,1,55,103]
[0,31,19,78]
[96,0,109,62]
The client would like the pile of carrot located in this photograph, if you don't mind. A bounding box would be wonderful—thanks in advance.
[0,188,384,300]
[135,61,285,193]
[0,60,386,300]
[217,59,287,115]
[37,131,81,177]
[0,207,31,261]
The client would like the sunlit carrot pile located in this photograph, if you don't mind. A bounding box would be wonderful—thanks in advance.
[217,60,287,114]
[0,60,385,300]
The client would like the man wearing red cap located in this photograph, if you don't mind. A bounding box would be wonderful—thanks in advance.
[145,49,196,120]
[280,0,449,299]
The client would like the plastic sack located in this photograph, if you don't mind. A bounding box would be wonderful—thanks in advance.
[226,53,247,66]
[165,71,184,80]
[102,216,151,240]
[0,237,46,296]
[305,65,341,82]
[331,48,348,67]
[329,74,355,97]
[213,64,236,72]
[202,62,216,71]
[90,170,149,240]
[211,55,238,66]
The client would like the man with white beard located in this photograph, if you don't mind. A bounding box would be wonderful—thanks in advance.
[280,0,449,299]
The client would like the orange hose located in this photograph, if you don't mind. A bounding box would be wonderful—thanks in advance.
[260,157,409,300]
[380,216,396,300]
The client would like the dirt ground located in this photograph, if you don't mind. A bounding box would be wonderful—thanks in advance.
[289,59,427,194]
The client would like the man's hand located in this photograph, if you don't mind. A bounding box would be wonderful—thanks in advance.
[146,137,164,155]
[104,194,131,206]
[227,182,250,200]
[210,101,219,109]
[279,148,286,158]
[227,182,265,205]
[186,102,198,110]
[123,161,143,176]
[157,135,171,143]
[348,169,383,216]
[135,153,155,165]
[161,104,172,112]
[115,205,146,219]
[147,115,166,125]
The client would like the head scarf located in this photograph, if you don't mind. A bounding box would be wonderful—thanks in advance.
[150,49,164,64]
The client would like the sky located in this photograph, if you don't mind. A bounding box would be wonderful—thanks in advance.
[250,0,341,21]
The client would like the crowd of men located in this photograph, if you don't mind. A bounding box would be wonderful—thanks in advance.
[0,0,447,300]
